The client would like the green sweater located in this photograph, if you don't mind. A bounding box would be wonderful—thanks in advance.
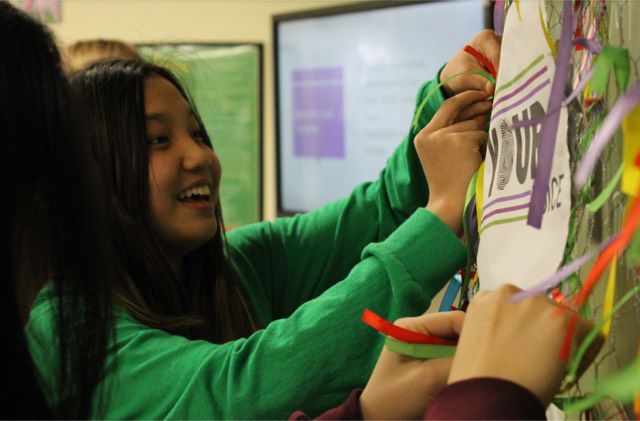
[26,77,465,419]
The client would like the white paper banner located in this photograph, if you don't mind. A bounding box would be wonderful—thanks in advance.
[477,0,570,291]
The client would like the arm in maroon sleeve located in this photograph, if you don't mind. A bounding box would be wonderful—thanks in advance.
[290,378,545,421]
[289,389,364,421]
[424,378,546,420]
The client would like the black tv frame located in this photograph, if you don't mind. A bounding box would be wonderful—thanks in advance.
[273,0,493,216]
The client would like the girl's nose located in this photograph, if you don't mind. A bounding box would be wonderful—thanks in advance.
[181,135,212,171]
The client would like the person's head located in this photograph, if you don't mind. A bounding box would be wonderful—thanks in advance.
[64,38,140,73]
[71,59,257,342]
[0,2,115,418]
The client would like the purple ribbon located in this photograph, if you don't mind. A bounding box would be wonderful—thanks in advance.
[494,0,505,36]
[574,82,640,189]
[563,67,594,107]
[573,37,603,55]
[511,236,615,302]
[527,1,574,229]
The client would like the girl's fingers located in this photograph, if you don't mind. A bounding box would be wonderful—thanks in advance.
[472,114,488,132]
[454,100,492,123]
[430,90,489,129]
[394,311,466,338]
[439,119,483,134]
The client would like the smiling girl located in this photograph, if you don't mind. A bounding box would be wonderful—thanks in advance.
[27,31,497,419]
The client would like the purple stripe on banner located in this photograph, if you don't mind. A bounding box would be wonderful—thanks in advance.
[575,83,640,188]
[482,202,531,224]
[527,1,574,229]
[491,79,551,121]
[483,190,531,213]
[494,0,505,36]
[509,67,593,131]
[511,236,615,302]
[493,66,548,108]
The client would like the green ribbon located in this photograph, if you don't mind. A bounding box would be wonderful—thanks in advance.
[564,355,640,414]
[411,70,496,132]
[590,46,631,96]
[459,170,479,307]
[384,337,456,359]
[627,229,640,267]
[586,165,623,213]
[566,283,640,383]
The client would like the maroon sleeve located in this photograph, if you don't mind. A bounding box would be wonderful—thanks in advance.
[424,378,546,420]
[289,389,363,421]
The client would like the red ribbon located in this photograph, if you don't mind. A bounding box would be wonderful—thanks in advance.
[361,309,458,346]
[560,188,640,360]
[463,45,497,79]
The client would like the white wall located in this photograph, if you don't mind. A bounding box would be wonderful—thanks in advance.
[47,0,357,220]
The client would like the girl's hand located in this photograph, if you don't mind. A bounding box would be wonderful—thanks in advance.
[415,90,491,234]
[449,284,600,408]
[440,29,501,97]
[360,311,465,420]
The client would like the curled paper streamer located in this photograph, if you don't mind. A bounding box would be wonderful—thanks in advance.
[622,106,640,196]
[463,45,497,78]
[563,67,594,107]
[572,37,603,55]
[510,67,594,131]
[589,46,631,96]
[361,309,458,346]
[411,70,495,131]
[636,345,640,420]
[601,257,617,337]
[564,354,640,414]
[586,165,623,213]
[539,1,556,57]
[575,83,640,189]
[384,337,456,359]
[511,237,614,302]
[475,161,485,224]
[562,189,640,361]
[527,1,573,229]
[493,0,505,36]
[566,283,640,384]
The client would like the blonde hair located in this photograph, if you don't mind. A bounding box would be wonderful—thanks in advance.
[64,39,141,73]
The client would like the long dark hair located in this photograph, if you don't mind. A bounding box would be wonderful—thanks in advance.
[70,60,258,342]
[0,2,115,418]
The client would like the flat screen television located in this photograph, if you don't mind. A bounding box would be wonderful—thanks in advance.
[274,0,491,215]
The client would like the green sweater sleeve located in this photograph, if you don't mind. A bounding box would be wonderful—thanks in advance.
[228,77,446,323]
[26,209,465,420]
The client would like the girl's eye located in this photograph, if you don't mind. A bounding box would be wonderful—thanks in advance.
[147,135,170,146]
[192,129,207,144]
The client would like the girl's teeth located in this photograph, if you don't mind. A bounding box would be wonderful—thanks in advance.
[179,185,211,199]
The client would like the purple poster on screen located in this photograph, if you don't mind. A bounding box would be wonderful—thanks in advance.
[292,67,344,158]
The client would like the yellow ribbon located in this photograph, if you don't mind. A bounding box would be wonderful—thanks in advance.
[635,345,640,419]
[475,161,485,224]
[601,257,617,337]
[539,1,556,57]
[469,270,479,289]
[622,106,640,197]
